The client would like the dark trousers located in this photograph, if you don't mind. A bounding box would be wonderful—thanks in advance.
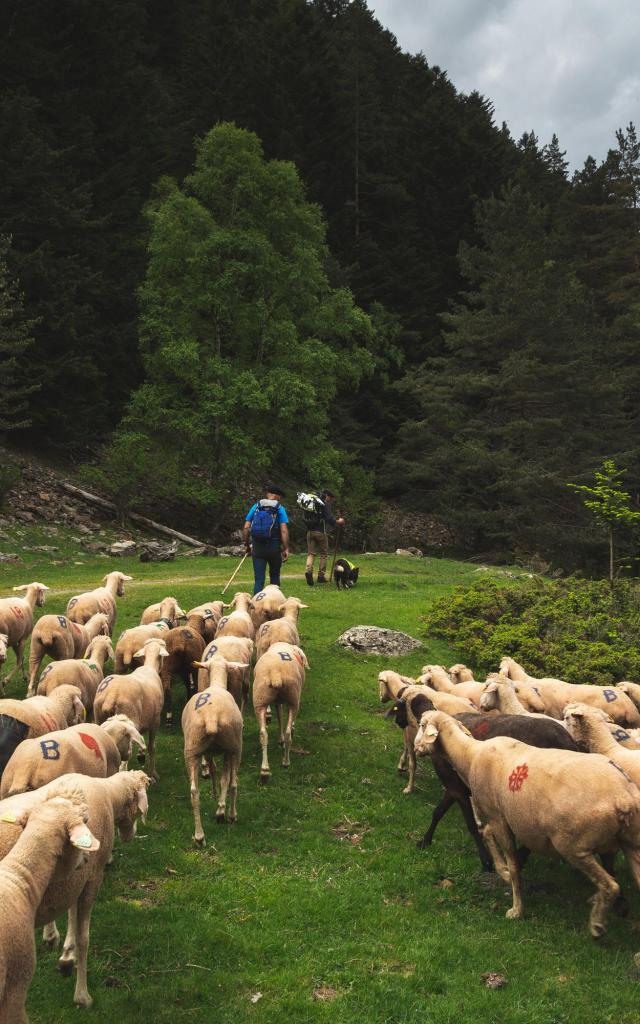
[251,538,282,594]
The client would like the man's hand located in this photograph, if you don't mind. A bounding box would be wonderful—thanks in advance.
[245,543,252,555]
[282,548,289,563]
[336,517,346,527]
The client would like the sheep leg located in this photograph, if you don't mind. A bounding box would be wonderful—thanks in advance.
[403,742,417,795]
[186,753,206,847]
[417,790,456,848]
[207,756,218,800]
[0,985,30,1024]
[480,823,512,883]
[257,708,270,781]
[148,728,158,781]
[216,754,231,823]
[59,901,78,974]
[228,753,239,823]
[486,821,524,919]
[71,887,96,1008]
[455,794,495,872]
[164,681,174,725]
[276,703,284,746]
[397,744,408,773]
[560,850,620,938]
[42,919,60,949]
[4,637,26,685]
[26,642,43,696]
[282,707,295,768]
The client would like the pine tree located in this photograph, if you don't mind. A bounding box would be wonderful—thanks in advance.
[0,236,38,432]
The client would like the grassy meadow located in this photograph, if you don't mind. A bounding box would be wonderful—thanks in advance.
[1,546,640,1024]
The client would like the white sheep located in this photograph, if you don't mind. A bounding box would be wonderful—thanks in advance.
[183,655,244,844]
[0,685,86,759]
[27,612,111,696]
[499,656,640,725]
[139,596,186,627]
[0,723,123,796]
[66,571,133,629]
[114,597,178,672]
[198,636,254,711]
[93,638,168,779]
[36,634,114,715]
[215,592,256,640]
[249,584,287,630]
[415,709,640,938]
[255,597,308,659]
[0,769,149,1008]
[252,642,309,782]
[0,582,49,686]
[0,787,100,1021]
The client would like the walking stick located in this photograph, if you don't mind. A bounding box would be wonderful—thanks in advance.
[329,525,342,581]
[221,553,248,595]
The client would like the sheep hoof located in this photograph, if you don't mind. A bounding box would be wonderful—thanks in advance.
[58,958,74,977]
[505,908,522,920]
[194,834,206,848]
[402,785,413,795]
[216,813,226,824]
[416,837,431,850]
[590,922,606,939]
[74,994,93,1009]
[42,934,60,951]
[259,772,270,785]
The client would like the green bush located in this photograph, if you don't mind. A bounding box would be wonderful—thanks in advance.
[0,462,21,508]
[422,576,640,684]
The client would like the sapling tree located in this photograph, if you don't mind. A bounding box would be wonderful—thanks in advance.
[568,460,640,584]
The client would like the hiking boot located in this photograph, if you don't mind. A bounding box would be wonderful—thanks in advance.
[317,573,328,584]
[305,570,314,587]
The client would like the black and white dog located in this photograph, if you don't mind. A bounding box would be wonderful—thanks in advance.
[333,558,359,589]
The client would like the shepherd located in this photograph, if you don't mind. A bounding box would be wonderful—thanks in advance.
[243,486,290,596]
[301,489,345,586]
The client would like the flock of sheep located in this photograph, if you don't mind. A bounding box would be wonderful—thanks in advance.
[4,566,640,1017]
[381,659,640,950]
[0,571,309,1020]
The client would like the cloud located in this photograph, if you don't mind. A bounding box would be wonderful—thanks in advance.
[370,0,640,167]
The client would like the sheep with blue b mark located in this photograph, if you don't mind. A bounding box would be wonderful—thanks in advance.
[252,642,309,783]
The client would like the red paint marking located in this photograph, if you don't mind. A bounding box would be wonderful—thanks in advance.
[71,622,82,634]
[41,713,57,733]
[78,732,103,761]
[293,651,304,667]
[11,606,24,619]
[508,763,529,792]
[472,719,490,739]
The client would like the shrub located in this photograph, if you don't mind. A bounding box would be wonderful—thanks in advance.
[422,577,640,684]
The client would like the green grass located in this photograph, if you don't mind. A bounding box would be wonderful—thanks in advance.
[2,553,640,1023]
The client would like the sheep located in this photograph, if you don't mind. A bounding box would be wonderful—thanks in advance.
[499,656,640,725]
[616,681,640,714]
[415,709,640,938]
[99,714,147,769]
[93,638,168,779]
[198,637,254,711]
[36,634,114,715]
[249,584,287,630]
[390,690,578,866]
[186,601,226,642]
[564,703,640,775]
[253,642,309,782]
[183,656,244,844]
[157,615,211,724]
[0,787,100,1022]
[378,670,475,794]
[0,685,86,779]
[139,596,187,627]
[479,674,552,719]
[0,769,149,1009]
[0,723,123,796]
[421,663,545,713]
[448,663,475,683]
[0,582,49,686]
[215,592,256,640]
[66,571,133,629]
[255,597,308,660]
[27,612,110,696]
[114,597,178,672]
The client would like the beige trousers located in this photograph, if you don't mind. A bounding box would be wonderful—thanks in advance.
[306,530,329,573]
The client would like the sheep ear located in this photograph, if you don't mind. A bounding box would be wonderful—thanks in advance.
[68,823,100,852]
[75,697,86,721]
[12,585,29,592]
[132,648,145,659]
[192,661,205,669]
[0,807,29,827]
[102,575,111,583]
[424,723,439,743]
[298,602,309,609]
[229,661,248,670]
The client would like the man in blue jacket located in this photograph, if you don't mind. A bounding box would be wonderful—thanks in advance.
[243,486,290,595]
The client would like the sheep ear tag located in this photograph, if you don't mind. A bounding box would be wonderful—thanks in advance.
[69,825,100,852]
[0,810,25,826]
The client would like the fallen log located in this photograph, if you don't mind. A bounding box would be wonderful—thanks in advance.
[62,482,206,548]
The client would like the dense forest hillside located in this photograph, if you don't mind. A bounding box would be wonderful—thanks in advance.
[1,0,639,569]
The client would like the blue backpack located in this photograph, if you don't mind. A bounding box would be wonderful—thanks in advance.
[250,499,280,541]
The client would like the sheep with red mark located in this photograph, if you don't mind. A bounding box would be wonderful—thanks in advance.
[66,571,132,630]
[36,634,113,716]
[0,582,49,687]
[27,612,110,696]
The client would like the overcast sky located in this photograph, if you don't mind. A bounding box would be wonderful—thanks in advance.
[370,0,640,170]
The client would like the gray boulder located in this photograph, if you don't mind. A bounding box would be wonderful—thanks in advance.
[336,625,422,656]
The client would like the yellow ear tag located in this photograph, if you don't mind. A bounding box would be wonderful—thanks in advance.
[73,832,93,849]
[0,813,17,824]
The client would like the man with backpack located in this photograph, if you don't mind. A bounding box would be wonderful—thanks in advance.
[243,486,290,595]
[300,489,345,586]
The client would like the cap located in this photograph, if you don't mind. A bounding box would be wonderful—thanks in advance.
[265,485,286,497]
[321,489,335,499]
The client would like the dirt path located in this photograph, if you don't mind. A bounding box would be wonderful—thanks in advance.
[46,570,307,599]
